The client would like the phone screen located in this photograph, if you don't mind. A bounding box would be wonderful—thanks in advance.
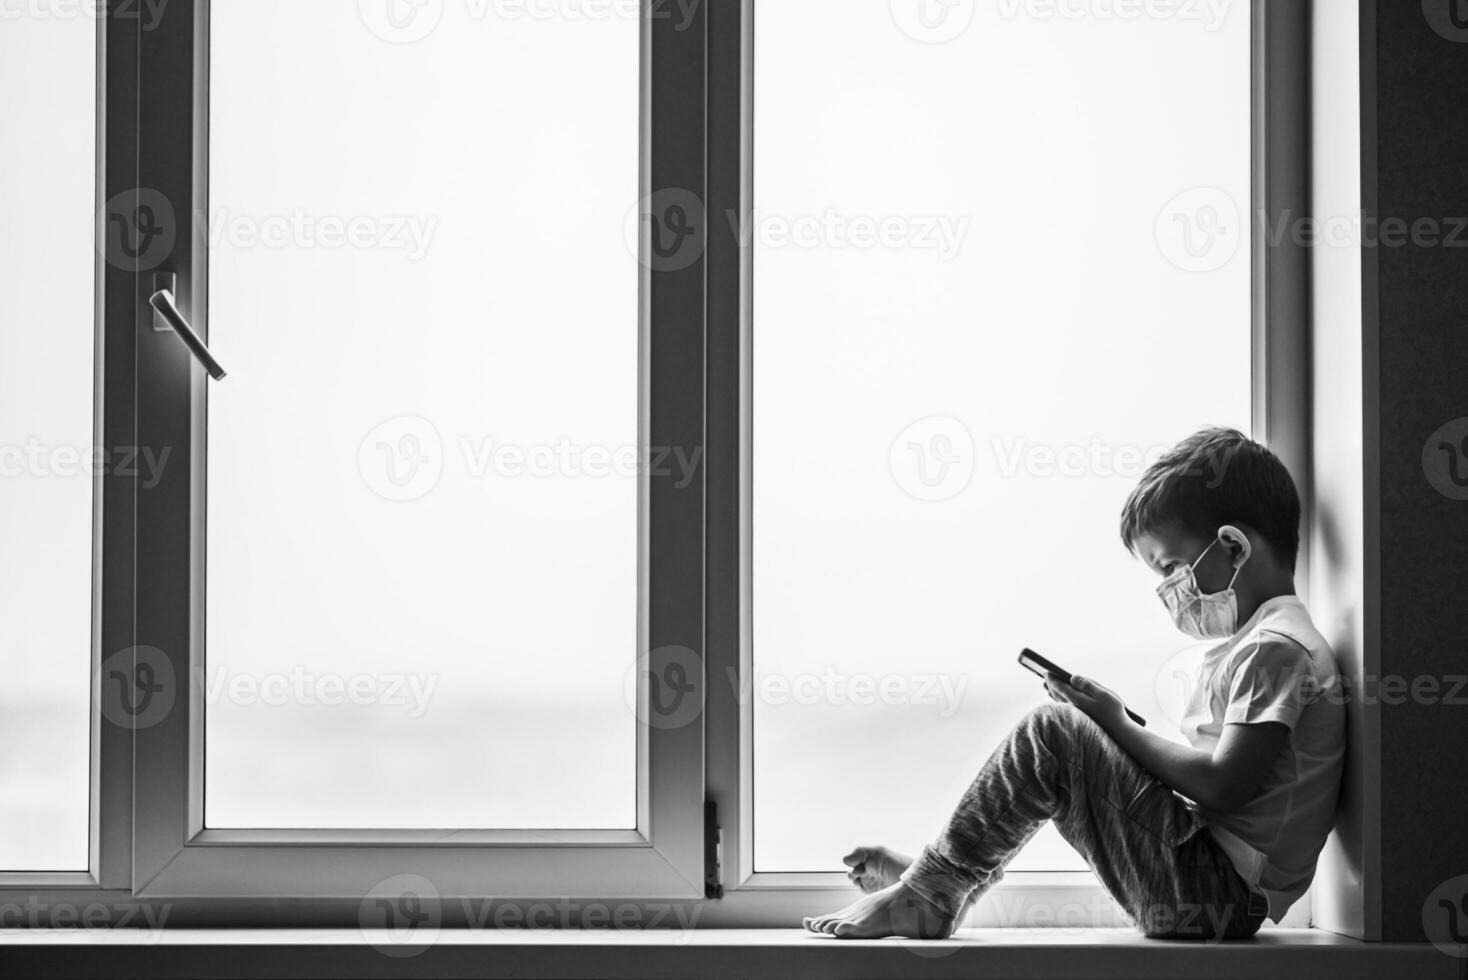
[1018,648,1071,684]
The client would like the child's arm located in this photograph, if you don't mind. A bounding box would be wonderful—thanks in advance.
[1046,674,1288,815]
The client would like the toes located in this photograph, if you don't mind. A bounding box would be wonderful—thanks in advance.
[806,912,840,934]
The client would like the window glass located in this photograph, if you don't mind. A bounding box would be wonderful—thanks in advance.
[206,1,641,829]
[752,0,1252,871]
[0,11,96,871]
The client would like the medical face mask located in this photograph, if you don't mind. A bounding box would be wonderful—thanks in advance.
[1156,535,1248,640]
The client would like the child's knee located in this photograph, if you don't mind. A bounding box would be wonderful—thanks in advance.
[1024,702,1100,746]
[1019,704,1090,761]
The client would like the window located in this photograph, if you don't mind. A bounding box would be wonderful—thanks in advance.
[204,0,639,832]
[0,7,97,873]
[0,0,1302,929]
[126,0,706,900]
[748,0,1252,875]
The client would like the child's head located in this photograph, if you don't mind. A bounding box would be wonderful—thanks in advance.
[1120,427,1301,636]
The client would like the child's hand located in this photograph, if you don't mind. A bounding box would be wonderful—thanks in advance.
[1045,673,1128,730]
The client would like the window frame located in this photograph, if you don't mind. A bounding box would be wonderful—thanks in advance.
[124,0,707,901]
[0,0,1315,929]
[3,0,137,895]
[700,0,1315,925]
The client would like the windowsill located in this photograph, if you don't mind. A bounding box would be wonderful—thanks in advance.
[0,928,1456,980]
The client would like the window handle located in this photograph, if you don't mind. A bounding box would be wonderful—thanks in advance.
[149,273,227,381]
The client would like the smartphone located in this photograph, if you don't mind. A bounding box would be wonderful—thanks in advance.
[1018,648,1147,727]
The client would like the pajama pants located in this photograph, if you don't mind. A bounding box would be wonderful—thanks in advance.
[899,703,1270,940]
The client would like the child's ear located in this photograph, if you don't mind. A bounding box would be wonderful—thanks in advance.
[1217,524,1253,569]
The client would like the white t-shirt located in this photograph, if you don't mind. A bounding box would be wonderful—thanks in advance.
[1179,595,1345,922]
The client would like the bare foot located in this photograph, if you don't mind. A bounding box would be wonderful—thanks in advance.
[842,845,915,893]
[801,881,957,939]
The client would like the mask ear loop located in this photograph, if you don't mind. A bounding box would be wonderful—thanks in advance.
[1219,526,1252,591]
[1188,539,1217,583]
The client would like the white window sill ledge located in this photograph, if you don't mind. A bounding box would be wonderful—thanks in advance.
[0,927,1458,980]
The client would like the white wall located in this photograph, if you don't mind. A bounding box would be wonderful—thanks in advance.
[1308,0,1379,942]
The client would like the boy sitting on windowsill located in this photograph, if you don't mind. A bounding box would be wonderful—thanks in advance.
[803,427,1345,940]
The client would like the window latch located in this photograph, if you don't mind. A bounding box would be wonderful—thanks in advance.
[149,273,227,381]
[704,799,723,900]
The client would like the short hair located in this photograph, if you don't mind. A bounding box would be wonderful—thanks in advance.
[1120,427,1301,570]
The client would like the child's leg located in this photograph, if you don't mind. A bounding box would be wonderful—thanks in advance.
[898,702,1266,939]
